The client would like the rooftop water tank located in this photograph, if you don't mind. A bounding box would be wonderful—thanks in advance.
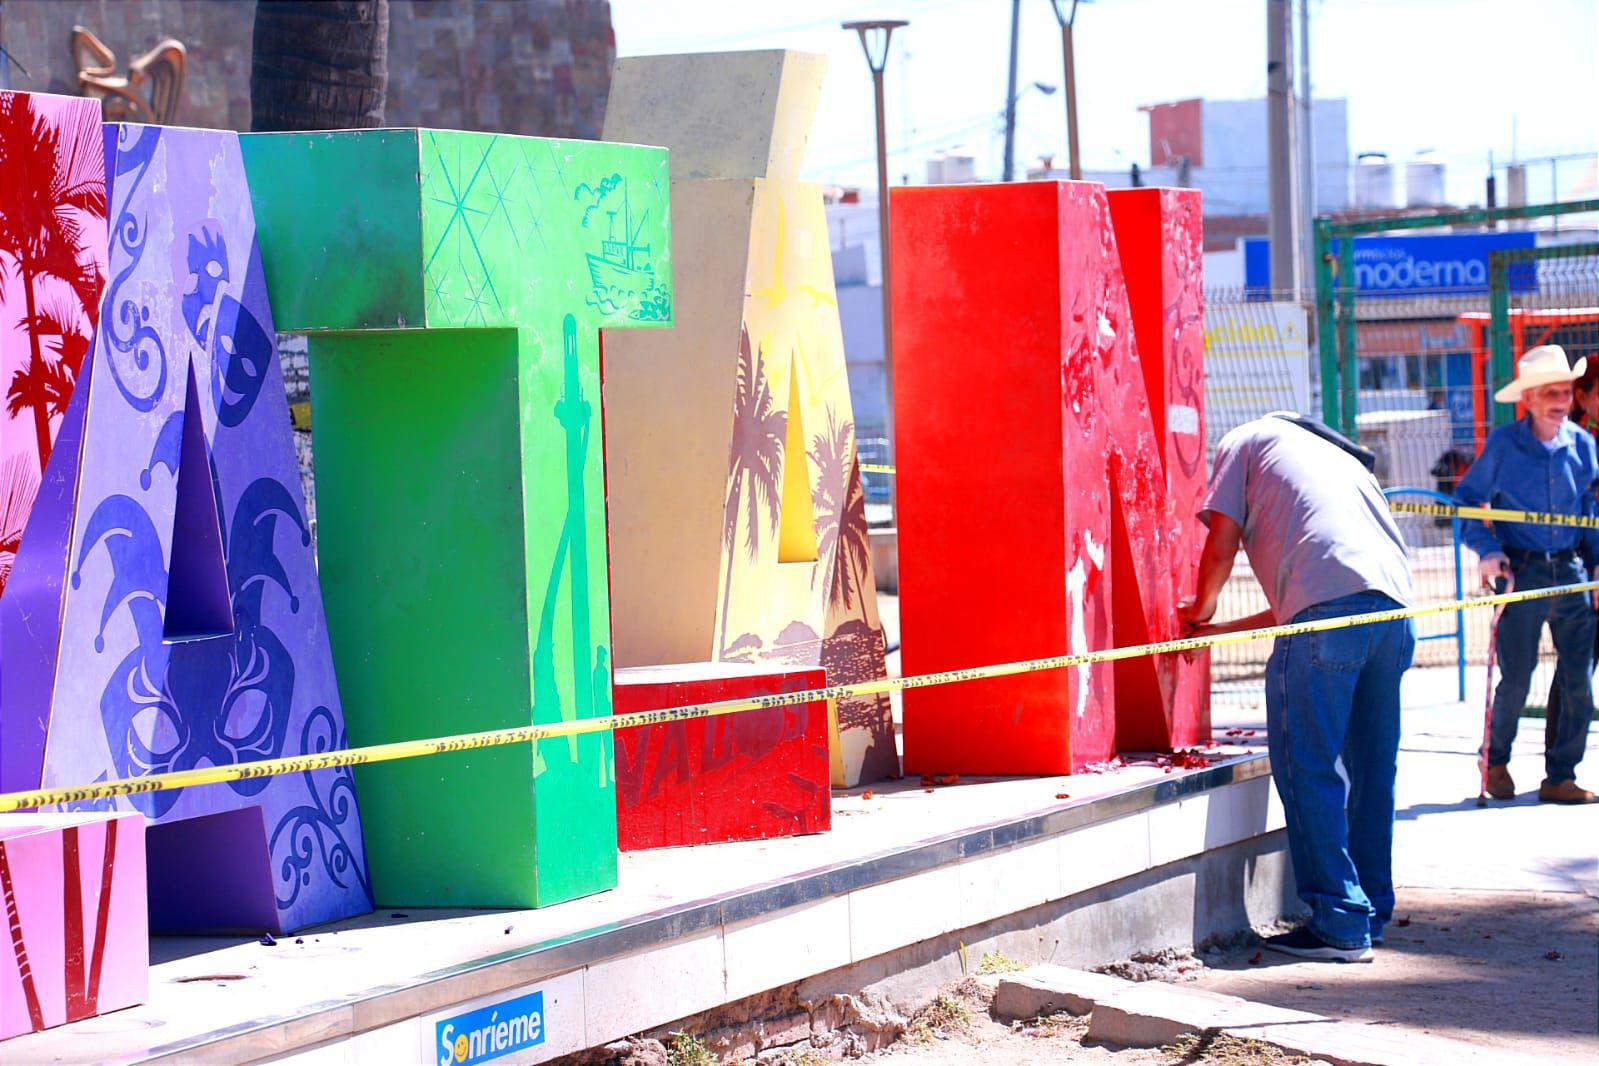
[1405,150,1447,208]
[926,150,977,185]
[1355,152,1397,209]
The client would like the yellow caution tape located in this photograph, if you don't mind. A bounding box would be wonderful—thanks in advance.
[859,466,1597,533]
[1389,501,1599,531]
[3,580,1593,813]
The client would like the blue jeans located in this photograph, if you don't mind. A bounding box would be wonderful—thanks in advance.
[1495,556,1595,783]
[1265,590,1415,949]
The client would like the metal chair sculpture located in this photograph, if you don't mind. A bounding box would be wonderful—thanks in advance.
[71,25,186,125]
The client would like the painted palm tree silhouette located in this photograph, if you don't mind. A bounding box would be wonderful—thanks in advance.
[809,409,869,610]
[0,843,43,1031]
[7,298,89,466]
[0,94,105,470]
[5,351,77,454]
[25,295,93,378]
[0,455,40,589]
[719,326,786,655]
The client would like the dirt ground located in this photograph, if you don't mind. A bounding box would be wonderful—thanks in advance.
[847,977,1323,1066]
[849,885,1599,1064]
[1190,887,1599,1061]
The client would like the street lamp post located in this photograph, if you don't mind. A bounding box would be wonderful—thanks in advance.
[1048,0,1088,180]
[843,19,907,480]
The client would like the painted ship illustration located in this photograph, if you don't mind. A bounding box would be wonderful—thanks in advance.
[586,188,654,299]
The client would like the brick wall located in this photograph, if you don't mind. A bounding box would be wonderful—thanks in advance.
[0,0,615,136]
[0,0,252,128]
[386,0,614,139]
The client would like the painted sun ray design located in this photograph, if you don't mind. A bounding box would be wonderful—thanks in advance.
[424,131,502,321]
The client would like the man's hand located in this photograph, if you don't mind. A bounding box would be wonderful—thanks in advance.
[1184,608,1276,640]
[1478,552,1509,589]
[1177,595,1215,633]
[1183,619,1234,640]
[1178,607,1277,660]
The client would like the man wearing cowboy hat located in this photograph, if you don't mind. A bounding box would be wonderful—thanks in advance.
[1454,344,1599,804]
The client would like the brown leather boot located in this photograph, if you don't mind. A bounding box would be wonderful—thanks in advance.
[1484,764,1515,800]
[1538,779,1598,804]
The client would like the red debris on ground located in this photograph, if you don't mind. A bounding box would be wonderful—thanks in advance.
[861,790,875,801]
[1150,749,1212,773]
[1054,793,1071,800]
[1248,951,1263,965]
[1544,950,1564,961]
[1396,918,1411,927]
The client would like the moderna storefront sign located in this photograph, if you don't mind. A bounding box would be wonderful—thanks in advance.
[1244,231,1536,295]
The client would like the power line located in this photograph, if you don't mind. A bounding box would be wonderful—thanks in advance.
[617,0,993,54]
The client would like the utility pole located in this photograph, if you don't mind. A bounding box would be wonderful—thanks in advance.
[1002,0,1021,181]
[844,19,908,474]
[1048,0,1085,179]
[1295,0,1315,301]
[1266,0,1299,297]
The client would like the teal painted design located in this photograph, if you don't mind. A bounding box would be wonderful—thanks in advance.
[417,131,673,330]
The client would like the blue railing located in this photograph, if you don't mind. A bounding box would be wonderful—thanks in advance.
[1384,486,1467,702]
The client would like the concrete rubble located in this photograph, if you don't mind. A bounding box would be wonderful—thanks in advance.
[993,963,1532,1065]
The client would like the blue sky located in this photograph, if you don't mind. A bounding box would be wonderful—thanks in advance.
[612,0,1598,204]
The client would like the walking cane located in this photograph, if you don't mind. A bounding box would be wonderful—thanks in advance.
[1477,574,1512,807]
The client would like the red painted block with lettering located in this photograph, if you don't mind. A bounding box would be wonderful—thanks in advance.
[612,663,831,851]
[891,181,1116,774]
[1107,188,1210,750]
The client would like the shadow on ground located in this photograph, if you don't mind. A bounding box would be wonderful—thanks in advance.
[1194,888,1598,1058]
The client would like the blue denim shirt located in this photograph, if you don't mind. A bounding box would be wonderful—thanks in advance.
[1453,417,1599,559]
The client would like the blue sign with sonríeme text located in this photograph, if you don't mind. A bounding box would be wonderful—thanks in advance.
[436,990,545,1065]
[1244,231,1536,295]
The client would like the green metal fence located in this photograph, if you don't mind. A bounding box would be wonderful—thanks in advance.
[1308,199,1599,705]
[1315,199,1599,436]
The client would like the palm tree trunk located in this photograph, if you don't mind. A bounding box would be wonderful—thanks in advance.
[84,818,120,1012]
[250,1,390,132]
[20,267,52,469]
[845,544,865,614]
[718,471,742,656]
[0,845,44,1031]
[62,826,87,1020]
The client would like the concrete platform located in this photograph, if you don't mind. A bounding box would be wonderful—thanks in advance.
[5,749,1286,1064]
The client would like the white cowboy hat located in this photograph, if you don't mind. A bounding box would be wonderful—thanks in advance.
[1494,344,1587,403]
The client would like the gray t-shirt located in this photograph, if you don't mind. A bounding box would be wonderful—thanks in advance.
[1201,417,1414,622]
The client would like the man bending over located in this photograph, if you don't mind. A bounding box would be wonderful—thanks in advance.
[1180,413,1415,963]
